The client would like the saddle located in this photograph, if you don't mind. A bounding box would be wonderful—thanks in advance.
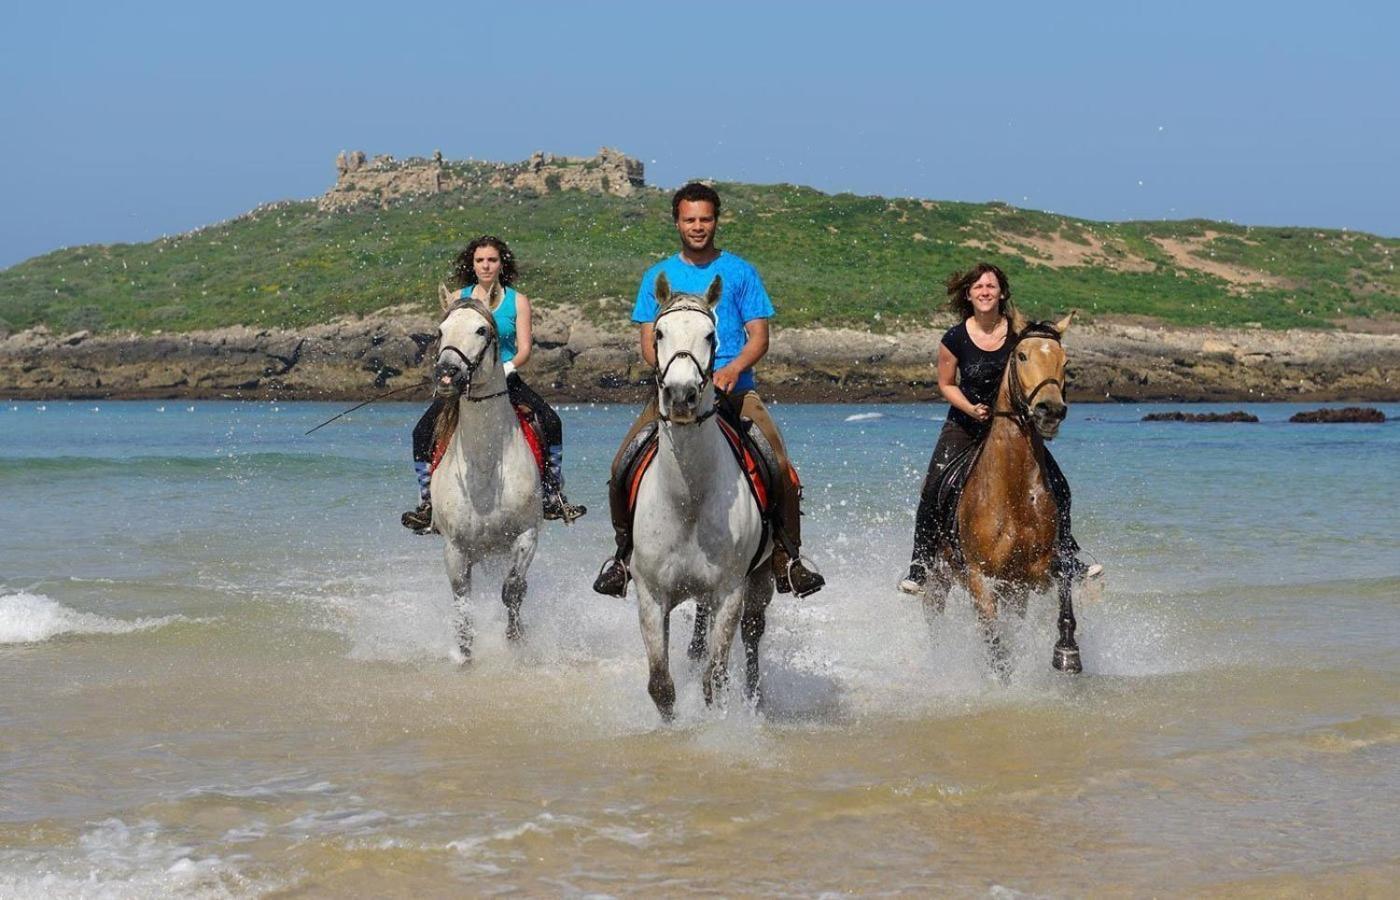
[931,428,1072,570]
[617,402,778,574]
[430,403,546,476]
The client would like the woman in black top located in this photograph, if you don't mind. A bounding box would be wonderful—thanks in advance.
[901,262,1101,592]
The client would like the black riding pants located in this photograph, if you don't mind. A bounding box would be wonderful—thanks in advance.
[412,373,562,463]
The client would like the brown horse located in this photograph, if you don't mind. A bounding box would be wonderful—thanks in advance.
[922,312,1084,675]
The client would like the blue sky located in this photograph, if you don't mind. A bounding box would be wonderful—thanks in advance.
[2,1,1397,267]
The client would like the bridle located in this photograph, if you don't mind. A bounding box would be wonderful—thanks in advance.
[653,300,719,425]
[436,299,507,403]
[995,323,1066,424]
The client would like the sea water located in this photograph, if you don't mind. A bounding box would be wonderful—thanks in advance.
[1,400,1397,896]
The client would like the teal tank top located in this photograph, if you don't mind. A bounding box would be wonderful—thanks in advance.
[459,286,519,363]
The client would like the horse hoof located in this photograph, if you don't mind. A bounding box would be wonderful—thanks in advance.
[1052,646,1082,674]
[505,619,524,643]
[687,639,707,661]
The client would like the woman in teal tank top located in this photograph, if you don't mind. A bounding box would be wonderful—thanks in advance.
[402,236,586,530]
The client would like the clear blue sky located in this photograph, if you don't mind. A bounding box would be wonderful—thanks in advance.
[2,1,1397,268]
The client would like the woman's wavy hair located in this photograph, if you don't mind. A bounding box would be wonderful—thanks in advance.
[452,235,518,289]
[946,262,1014,320]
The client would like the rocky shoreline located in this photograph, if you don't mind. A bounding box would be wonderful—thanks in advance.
[1,307,1396,404]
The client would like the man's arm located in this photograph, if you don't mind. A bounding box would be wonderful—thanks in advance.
[714,318,769,393]
[638,322,657,368]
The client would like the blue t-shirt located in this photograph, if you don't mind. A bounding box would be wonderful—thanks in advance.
[459,286,519,363]
[631,251,775,392]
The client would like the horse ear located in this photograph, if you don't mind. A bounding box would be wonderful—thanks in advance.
[1055,309,1077,336]
[655,272,671,308]
[705,276,723,309]
[439,283,453,313]
[1009,306,1028,336]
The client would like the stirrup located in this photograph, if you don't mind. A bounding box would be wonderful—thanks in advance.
[401,501,435,535]
[592,556,630,598]
[543,493,587,524]
[777,553,825,598]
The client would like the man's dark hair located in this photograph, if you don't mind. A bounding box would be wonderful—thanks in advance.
[452,235,518,288]
[671,182,721,221]
[946,262,1013,319]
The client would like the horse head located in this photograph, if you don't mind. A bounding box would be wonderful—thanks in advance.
[434,283,501,398]
[653,273,722,424]
[1008,311,1075,440]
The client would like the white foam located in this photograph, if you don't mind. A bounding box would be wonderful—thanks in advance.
[843,411,884,422]
[0,817,271,899]
[0,592,182,645]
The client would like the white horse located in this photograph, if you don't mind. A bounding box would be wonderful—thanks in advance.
[631,274,774,719]
[430,285,541,660]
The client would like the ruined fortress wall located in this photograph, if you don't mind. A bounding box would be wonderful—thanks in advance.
[319,147,646,211]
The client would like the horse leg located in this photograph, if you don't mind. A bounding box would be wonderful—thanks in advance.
[967,569,1011,679]
[1052,575,1083,674]
[703,587,745,708]
[740,570,773,704]
[921,563,952,628]
[636,584,675,721]
[502,527,538,643]
[687,603,710,661]
[443,543,473,664]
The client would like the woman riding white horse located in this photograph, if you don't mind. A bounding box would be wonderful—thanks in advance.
[430,286,542,659]
[631,274,773,719]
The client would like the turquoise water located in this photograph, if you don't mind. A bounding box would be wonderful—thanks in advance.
[1,400,1397,895]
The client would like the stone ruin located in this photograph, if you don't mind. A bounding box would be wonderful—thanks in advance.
[319,147,646,211]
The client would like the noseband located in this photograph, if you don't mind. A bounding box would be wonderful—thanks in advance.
[437,299,507,402]
[653,301,718,425]
[996,323,1066,423]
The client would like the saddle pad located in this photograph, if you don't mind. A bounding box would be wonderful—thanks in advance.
[429,404,546,476]
[623,422,773,520]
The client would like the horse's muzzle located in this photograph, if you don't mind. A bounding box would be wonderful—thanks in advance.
[1032,400,1067,439]
[433,361,469,396]
[662,384,701,422]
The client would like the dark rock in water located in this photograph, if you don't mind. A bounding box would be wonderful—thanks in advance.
[1289,406,1386,423]
[1142,411,1259,423]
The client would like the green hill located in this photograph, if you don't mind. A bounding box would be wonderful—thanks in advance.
[2,171,1396,334]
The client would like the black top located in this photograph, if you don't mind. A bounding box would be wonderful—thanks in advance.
[940,320,1011,430]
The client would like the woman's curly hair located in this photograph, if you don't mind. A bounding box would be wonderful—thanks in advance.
[452,235,518,289]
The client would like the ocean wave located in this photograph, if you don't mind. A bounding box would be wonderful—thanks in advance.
[843,412,885,422]
[0,592,183,645]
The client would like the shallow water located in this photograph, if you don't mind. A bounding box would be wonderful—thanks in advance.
[1,400,1397,896]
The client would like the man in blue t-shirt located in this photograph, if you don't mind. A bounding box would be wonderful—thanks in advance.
[592,182,825,598]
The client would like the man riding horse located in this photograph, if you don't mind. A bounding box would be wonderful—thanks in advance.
[592,182,825,599]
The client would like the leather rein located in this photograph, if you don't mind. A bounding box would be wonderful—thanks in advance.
[436,298,508,403]
[653,301,719,425]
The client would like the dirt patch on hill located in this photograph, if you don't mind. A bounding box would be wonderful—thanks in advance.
[1149,231,1288,289]
[963,231,1156,273]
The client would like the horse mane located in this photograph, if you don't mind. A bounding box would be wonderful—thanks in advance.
[1016,320,1063,342]
[432,295,500,451]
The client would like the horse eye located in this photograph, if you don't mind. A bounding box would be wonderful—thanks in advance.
[1017,351,1028,361]
[476,326,487,336]
[655,329,664,342]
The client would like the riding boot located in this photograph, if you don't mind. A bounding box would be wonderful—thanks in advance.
[770,468,825,597]
[540,445,587,524]
[592,463,634,597]
[401,462,434,533]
